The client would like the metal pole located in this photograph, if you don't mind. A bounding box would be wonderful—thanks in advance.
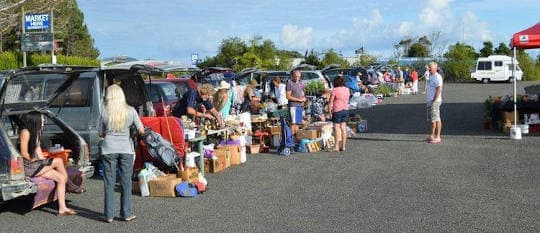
[50,10,55,64]
[513,47,517,129]
[21,6,26,67]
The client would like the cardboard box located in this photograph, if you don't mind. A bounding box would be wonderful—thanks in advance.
[296,129,318,140]
[502,111,519,123]
[148,174,183,197]
[267,126,281,135]
[246,144,260,154]
[132,181,140,194]
[214,148,231,168]
[180,167,199,183]
[219,145,241,165]
[204,150,230,173]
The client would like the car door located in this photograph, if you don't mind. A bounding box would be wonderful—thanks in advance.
[492,60,504,81]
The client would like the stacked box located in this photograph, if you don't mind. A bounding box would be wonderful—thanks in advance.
[204,149,230,173]
[246,144,260,154]
[180,167,199,183]
[148,174,183,197]
[267,126,281,135]
[218,145,241,165]
[296,129,318,140]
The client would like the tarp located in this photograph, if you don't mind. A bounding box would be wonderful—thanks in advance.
[511,22,540,49]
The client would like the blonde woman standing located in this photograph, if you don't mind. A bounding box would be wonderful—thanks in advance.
[98,84,144,223]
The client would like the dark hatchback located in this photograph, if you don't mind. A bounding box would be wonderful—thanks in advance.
[0,68,96,184]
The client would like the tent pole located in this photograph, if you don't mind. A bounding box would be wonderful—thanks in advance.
[513,46,517,128]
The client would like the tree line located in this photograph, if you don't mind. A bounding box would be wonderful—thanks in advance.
[201,35,540,82]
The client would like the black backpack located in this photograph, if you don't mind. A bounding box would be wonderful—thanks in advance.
[141,127,181,172]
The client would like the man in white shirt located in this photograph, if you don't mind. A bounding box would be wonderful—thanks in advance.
[426,62,443,143]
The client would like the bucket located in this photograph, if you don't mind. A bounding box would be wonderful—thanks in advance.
[510,126,522,140]
[520,124,529,134]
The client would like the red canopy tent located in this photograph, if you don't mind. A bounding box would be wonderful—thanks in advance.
[509,22,540,139]
[511,22,540,49]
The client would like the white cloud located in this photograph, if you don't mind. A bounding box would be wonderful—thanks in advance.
[397,21,414,36]
[280,24,313,49]
[321,9,390,52]
[352,9,383,31]
[419,0,454,28]
[460,11,492,42]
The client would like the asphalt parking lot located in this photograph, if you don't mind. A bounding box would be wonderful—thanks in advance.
[1,81,539,233]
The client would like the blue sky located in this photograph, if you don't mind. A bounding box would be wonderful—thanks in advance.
[78,0,539,64]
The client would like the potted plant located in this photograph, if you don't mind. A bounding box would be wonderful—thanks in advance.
[305,81,325,97]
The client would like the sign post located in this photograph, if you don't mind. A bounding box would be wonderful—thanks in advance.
[21,10,54,66]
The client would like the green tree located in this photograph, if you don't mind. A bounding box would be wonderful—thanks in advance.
[494,43,511,56]
[408,43,429,57]
[479,41,494,57]
[396,37,414,57]
[352,53,377,67]
[214,37,248,69]
[303,49,321,67]
[517,50,540,81]
[321,49,349,68]
[443,42,478,82]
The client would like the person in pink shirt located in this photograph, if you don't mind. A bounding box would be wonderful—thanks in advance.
[410,68,419,95]
[328,76,350,152]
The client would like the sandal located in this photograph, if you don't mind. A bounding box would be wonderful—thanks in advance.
[124,215,137,222]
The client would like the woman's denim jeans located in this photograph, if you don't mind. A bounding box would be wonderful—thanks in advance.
[102,153,134,220]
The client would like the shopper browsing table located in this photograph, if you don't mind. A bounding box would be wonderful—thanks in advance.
[286,70,307,137]
[173,83,224,126]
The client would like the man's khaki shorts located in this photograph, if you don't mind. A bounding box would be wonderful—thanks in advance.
[427,101,441,122]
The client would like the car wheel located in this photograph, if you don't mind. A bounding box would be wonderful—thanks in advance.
[509,77,515,83]
[482,78,489,84]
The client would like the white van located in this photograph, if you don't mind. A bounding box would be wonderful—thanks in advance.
[471,55,523,83]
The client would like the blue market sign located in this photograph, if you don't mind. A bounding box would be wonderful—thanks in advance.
[25,13,50,30]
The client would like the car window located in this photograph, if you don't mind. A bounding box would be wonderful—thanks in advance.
[478,61,492,70]
[160,83,179,102]
[174,82,189,97]
[51,78,93,107]
[3,72,95,107]
[145,85,161,102]
[4,73,64,104]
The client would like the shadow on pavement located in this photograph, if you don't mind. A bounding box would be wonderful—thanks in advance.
[352,102,506,136]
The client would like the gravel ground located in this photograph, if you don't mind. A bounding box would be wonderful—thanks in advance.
[1,81,539,233]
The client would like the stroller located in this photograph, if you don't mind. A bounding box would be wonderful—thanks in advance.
[141,127,182,172]
[277,115,295,156]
